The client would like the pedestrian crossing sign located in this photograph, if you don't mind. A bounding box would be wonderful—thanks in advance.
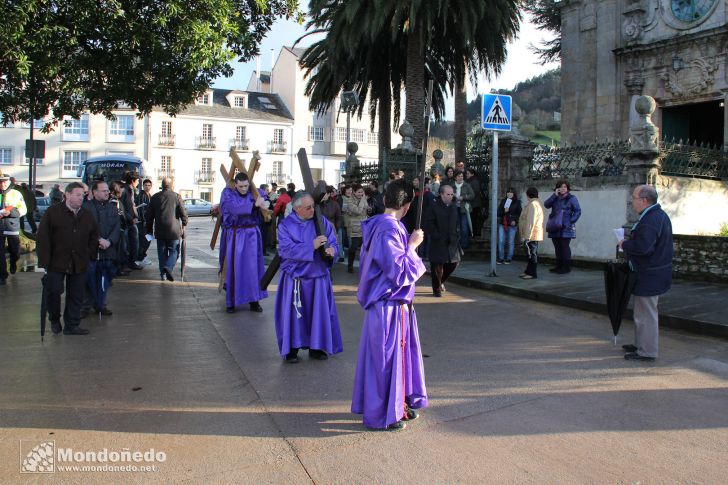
[481,93,512,131]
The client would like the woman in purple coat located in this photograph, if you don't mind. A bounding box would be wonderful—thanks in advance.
[351,179,428,431]
[543,179,582,274]
[219,173,268,312]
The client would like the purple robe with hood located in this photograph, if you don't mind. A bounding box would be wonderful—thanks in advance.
[274,212,343,357]
[351,213,428,428]
[219,187,268,307]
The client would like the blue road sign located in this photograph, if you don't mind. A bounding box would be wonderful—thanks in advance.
[481,94,512,131]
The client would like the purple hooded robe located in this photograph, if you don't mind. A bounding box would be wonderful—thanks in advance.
[274,212,343,357]
[219,187,268,307]
[351,213,428,428]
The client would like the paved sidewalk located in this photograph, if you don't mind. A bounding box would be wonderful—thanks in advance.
[440,259,728,338]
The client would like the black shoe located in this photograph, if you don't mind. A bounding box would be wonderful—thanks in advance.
[285,349,299,363]
[249,302,263,312]
[96,307,113,316]
[129,262,144,270]
[226,306,235,314]
[386,420,406,431]
[402,407,419,421]
[309,349,328,360]
[163,268,174,282]
[549,266,560,273]
[504,260,511,265]
[160,273,166,281]
[117,269,131,276]
[555,266,571,274]
[63,326,90,335]
[433,290,442,297]
[51,321,62,334]
[622,344,638,353]
[9,260,17,274]
[347,267,354,273]
[624,352,655,362]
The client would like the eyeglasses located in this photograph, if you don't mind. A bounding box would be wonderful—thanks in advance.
[300,205,314,210]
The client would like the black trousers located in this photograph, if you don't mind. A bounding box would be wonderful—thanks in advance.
[552,237,572,268]
[137,222,150,259]
[21,215,37,234]
[431,262,458,291]
[524,240,539,277]
[348,236,362,271]
[45,271,86,329]
[0,235,20,280]
[126,224,139,267]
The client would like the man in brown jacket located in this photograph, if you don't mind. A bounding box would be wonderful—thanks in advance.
[36,182,99,335]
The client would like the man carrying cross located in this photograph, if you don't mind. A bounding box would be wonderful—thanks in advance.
[274,191,343,363]
[219,172,268,313]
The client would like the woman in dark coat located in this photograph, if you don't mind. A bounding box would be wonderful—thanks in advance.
[543,179,582,274]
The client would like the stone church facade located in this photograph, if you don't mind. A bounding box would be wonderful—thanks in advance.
[560,0,727,147]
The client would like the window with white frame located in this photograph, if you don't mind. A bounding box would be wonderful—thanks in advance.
[351,129,367,143]
[201,158,212,173]
[202,124,213,139]
[108,115,135,142]
[22,119,45,129]
[63,151,87,178]
[273,129,284,144]
[272,160,283,177]
[161,121,172,136]
[334,127,348,142]
[0,148,12,165]
[368,131,379,145]
[161,156,172,173]
[235,126,246,141]
[308,126,324,141]
[234,95,246,108]
[62,114,89,141]
[197,93,210,105]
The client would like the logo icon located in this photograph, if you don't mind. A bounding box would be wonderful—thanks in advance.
[20,441,55,473]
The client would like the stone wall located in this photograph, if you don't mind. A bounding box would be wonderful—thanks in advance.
[672,235,728,282]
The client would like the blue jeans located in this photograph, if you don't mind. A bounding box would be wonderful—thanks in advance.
[459,211,470,249]
[498,225,517,261]
[157,239,179,274]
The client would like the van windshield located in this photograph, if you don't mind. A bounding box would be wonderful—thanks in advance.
[84,161,141,185]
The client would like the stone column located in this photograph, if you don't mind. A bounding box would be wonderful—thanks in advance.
[624,94,661,226]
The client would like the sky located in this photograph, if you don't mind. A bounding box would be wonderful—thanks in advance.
[213,12,559,120]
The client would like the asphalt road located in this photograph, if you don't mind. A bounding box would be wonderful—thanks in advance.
[1,218,727,483]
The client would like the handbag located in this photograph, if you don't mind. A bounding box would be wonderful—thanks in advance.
[546,209,563,233]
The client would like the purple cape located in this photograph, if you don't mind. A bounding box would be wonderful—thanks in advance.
[351,214,428,428]
[274,212,342,357]
[219,187,268,307]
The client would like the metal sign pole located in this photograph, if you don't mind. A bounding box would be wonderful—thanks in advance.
[488,131,499,277]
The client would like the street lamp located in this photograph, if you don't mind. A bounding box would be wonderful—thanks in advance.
[340,90,359,157]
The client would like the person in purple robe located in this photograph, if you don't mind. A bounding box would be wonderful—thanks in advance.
[275,191,343,363]
[351,179,427,431]
[219,172,268,313]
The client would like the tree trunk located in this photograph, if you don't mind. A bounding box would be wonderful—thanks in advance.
[405,17,425,149]
[377,85,391,162]
[454,72,467,163]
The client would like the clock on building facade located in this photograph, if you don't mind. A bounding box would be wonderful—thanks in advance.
[670,0,717,24]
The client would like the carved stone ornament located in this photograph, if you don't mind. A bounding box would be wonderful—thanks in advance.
[630,95,660,153]
[397,120,415,151]
[659,57,718,97]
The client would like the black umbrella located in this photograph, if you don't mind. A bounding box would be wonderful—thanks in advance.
[180,229,187,280]
[603,261,637,344]
[40,273,48,342]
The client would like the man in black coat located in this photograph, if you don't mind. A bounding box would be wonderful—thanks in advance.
[121,171,143,270]
[82,180,121,315]
[146,177,188,281]
[423,184,461,297]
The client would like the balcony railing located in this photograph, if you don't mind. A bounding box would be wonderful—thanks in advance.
[230,138,250,151]
[266,173,289,184]
[155,168,176,180]
[195,170,216,184]
[158,134,175,146]
[268,141,287,153]
[196,136,216,149]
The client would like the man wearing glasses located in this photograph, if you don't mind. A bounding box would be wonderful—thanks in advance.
[619,185,673,362]
[274,191,342,363]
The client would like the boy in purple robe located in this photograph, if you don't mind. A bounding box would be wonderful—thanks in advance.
[275,192,343,363]
[219,173,268,313]
[351,179,428,431]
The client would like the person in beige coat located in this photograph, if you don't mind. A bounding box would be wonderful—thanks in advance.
[343,183,369,273]
[518,187,545,279]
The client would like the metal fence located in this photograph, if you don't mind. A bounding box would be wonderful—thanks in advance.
[530,140,630,180]
[660,139,728,180]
